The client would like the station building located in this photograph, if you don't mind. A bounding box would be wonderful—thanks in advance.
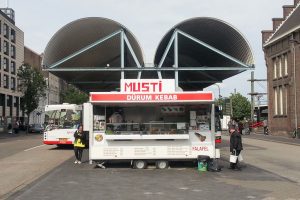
[262,0,300,136]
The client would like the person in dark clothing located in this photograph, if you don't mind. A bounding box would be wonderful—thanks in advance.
[238,121,243,135]
[14,121,20,134]
[73,125,86,164]
[229,128,243,170]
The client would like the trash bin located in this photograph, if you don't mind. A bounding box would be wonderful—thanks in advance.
[197,155,209,172]
[198,161,207,171]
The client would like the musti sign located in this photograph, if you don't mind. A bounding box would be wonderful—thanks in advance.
[90,79,214,103]
[120,79,175,93]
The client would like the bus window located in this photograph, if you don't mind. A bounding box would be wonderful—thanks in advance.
[45,109,81,129]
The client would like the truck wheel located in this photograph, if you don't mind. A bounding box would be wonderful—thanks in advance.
[156,160,169,169]
[133,160,147,169]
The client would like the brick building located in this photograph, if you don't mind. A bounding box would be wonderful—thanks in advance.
[262,0,300,136]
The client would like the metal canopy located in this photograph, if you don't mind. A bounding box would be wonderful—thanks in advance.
[43,17,254,92]
[154,17,255,90]
[43,17,144,92]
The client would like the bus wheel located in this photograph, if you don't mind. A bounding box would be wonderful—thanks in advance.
[133,160,147,169]
[156,160,169,169]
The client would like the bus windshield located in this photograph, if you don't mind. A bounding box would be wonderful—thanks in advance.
[45,109,82,130]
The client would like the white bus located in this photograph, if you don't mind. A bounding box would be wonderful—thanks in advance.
[43,103,82,146]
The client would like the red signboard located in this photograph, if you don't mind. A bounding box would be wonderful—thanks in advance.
[90,92,213,103]
[121,79,175,93]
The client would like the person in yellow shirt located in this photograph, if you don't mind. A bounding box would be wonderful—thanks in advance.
[73,124,86,164]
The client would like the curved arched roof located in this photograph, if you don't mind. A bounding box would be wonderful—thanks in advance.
[43,17,144,92]
[154,17,254,90]
[43,17,254,92]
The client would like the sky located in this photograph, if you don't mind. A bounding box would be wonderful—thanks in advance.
[1,0,293,103]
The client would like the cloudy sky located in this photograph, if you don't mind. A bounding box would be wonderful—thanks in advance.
[1,0,293,102]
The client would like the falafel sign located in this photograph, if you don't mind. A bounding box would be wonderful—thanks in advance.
[90,79,214,103]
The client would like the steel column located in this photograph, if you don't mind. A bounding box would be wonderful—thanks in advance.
[211,104,215,133]
[157,31,177,79]
[123,33,142,79]
[120,30,125,79]
[174,31,179,87]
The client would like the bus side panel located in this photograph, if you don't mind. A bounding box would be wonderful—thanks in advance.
[44,129,76,145]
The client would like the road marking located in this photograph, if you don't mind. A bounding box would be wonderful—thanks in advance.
[144,192,153,195]
[24,144,45,152]
[192,189,202,192]
[179,187,189,190]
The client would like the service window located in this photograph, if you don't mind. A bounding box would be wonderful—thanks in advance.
[96,105,189,135]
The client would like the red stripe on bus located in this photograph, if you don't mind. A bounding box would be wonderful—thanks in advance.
[43,141,73,145]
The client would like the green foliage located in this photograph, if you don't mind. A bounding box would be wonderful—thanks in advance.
[61,86,88,105]
[230,93,251,121]
[18,64,47,121]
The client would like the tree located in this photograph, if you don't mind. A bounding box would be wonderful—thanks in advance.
[230,93,251,121]
[18,64,47,124]
[61,86,88,105]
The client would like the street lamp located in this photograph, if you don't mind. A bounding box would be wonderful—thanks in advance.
[213,83,222,99]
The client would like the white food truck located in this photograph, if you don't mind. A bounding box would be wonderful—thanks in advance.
[84,79,221,169]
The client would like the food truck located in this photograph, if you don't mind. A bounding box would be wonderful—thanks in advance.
[84,79,221,169]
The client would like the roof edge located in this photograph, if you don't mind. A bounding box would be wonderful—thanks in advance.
[264,2,300,46]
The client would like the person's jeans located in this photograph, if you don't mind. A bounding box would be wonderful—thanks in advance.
[74,147,84,161]
[264,127,268,135]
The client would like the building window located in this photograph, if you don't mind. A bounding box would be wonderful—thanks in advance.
[14,96,18,107]
[278,56,282,78]
[3,74,8,88]
[3,57,9,72]
[274,87,278,115]
[7,95,12,107]
[0,73,1,87]
[3,23,9,38]
[11,77,15,90]
[10,61,15,74]
[279,86,283,115]
[273,58,277,79]
[10,45,15,58]
[10,29,15,43]
[284,54,288,76]
[3,41,9,55]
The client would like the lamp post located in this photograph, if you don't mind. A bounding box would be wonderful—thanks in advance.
[213,83,221,99]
